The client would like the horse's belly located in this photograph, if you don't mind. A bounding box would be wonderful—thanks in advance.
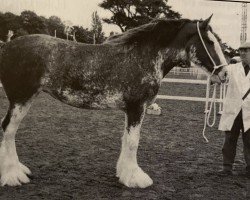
[44,87,125,110]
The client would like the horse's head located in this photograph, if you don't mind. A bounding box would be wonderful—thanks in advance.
[183,15,228,84]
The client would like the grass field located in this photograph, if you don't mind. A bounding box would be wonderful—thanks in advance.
[0,74,249,200]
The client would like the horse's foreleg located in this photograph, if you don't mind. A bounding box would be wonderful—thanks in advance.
[0,102,32,186]
[117,103,153,188]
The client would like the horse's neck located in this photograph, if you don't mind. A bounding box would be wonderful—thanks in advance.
[160,47,187,77]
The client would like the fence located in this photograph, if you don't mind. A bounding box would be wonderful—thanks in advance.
[157,78,227,114]
[170,66,207,77]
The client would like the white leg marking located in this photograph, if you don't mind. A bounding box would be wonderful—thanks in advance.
[117,114,153,188]
[0,104,31,186]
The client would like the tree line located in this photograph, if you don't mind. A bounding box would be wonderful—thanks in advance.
[0,0,180,44]
[0,0,238,59]
[0,10,105,44]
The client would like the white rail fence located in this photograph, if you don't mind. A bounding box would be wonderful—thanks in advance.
[157,78,227,114]
[170,66,207,77]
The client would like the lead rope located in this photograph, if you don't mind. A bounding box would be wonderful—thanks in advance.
[202,76,217,143]
[197,22,223,143]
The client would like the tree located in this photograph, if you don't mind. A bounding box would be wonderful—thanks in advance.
[20,10,49,34]
[63,20,74,40]
[47,16,66,39]
[0,10,103,44]
[99,0,181,32]
[15,28,29,38]
[0,12,24,41]
[73,26,93,43]
[91,11,105,44]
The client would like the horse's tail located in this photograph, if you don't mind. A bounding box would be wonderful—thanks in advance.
[0,41,6,84]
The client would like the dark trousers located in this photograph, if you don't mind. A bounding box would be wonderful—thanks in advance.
[222,110,250,171]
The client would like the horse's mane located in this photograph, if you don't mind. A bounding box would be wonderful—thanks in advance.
[105,18,194,47]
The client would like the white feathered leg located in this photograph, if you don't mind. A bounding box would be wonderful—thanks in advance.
[0,103,31,186]
[117,103,153,188]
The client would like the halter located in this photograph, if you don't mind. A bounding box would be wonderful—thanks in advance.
[196,21,226,74]
[196,21,227,142]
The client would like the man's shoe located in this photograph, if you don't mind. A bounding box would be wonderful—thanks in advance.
[218,169,233,176]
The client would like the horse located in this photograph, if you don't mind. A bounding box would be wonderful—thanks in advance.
[0,15,227,188]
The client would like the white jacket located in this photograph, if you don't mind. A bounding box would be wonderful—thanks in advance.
[219,62,250,131]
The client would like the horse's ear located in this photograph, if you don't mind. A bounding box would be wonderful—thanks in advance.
[201,14,213,29]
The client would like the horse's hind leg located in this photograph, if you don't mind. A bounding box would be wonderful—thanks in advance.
[117,103,153,188]
[0,100,33,186]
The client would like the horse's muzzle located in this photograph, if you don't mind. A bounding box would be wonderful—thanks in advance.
[210,66,228,84]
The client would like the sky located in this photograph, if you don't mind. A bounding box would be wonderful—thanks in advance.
[0,0,249,48]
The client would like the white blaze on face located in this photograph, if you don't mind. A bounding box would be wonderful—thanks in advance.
[207,31,228,82]
[207,31,227,66]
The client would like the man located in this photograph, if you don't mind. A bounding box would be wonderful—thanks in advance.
[218,41,250,176]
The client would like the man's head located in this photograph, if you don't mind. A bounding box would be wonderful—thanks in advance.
[239,42,250,65]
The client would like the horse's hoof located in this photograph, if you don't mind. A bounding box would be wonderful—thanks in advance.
[0,162,31,186]
[119,167,153,188]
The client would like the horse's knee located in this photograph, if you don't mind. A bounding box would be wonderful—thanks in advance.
[1,103,30,133]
